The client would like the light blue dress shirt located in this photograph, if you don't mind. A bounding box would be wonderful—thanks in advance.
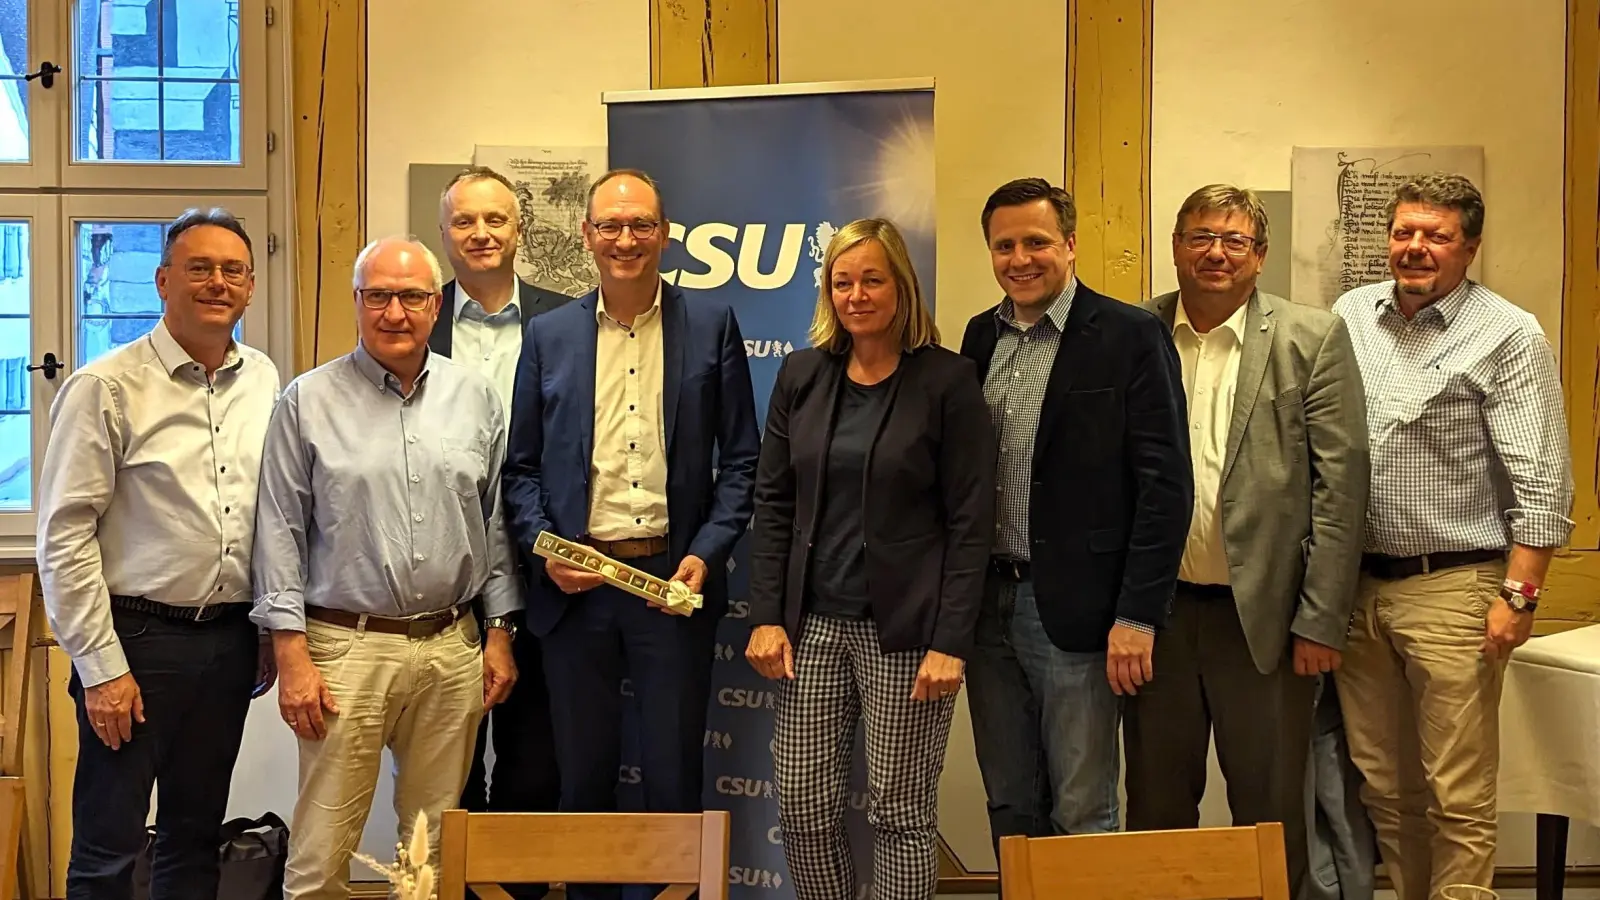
[250,345,519,632]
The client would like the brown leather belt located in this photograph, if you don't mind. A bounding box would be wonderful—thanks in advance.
[584,534,669,560]
[305,603,468,638]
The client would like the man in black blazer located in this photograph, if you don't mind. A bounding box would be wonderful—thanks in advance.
[959,178,1192,849]
[432,167,571,900]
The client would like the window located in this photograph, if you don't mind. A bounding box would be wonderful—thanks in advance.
[0,0,286,545]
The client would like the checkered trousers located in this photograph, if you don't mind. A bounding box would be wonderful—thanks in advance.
[772,615,958,900]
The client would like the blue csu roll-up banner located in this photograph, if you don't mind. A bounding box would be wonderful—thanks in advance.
[605,80,935,899]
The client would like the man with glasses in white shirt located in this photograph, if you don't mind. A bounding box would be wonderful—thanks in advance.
[37,208,280,900]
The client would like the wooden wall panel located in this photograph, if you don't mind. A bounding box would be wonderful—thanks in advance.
[650,0,778,89]
[290,0,367,374]
[1564,0,1600,551]
[1066,0,1152,303]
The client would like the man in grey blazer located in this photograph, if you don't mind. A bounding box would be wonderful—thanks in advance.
[1124,184,1370,896]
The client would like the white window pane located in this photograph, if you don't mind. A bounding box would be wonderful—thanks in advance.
[74,0,241,164]
[0,220,30,511]
[0,0,29,163]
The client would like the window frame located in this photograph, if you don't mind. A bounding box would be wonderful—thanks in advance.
[0,0,62,189]
[0,194,59,538]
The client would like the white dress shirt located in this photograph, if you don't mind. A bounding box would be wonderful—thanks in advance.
[588,282,670,541]
[1173,296,1249,586]
[36,321,280,686]
[452,280,523,419]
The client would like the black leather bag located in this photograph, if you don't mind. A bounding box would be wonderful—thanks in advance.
[132,811,289,900]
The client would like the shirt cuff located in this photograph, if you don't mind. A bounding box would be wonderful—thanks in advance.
[73,643,130,689]
[1115,616,1155,635]
[1507,508,1577,550]
[480,577,522,619]
[250,590,308,633]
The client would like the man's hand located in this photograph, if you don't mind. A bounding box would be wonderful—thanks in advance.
[253,633,278,698]
[1293,637,1343,676]
[1106,623,1155,696]
[1482,595,1535,660]
[545,555,605,595]
[273,633,340,740]
[745,625,795,680]
[671,555,709,593]
[911,649,965,702]
[84,672,144,750]
[482,628,519,708]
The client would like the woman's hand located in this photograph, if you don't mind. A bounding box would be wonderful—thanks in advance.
[745,625,795,680]
[912,649,964,702]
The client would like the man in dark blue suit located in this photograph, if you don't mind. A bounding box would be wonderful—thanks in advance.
[502,170,760,895]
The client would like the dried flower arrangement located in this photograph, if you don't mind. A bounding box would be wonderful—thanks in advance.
[352,810,437,900]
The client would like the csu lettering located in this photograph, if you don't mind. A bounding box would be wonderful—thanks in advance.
[728,867,784,888]
[717,687,776,709]
[714,775,775,798]
[662,222,808,291]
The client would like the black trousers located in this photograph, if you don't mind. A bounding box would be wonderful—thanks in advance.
[66,604,257,900]
[1123,584,1317,895]
[459,622,561,899]
[541,551,719,900]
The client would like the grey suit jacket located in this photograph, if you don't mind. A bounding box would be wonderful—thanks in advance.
[1145,290,1369,673]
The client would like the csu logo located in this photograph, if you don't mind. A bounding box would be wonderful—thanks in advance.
[744,339,795,359]
[663,222,834,291]
[704,730,735,750]
[718,687,776,709]
[727,599,751,620]
[617,765,641,785]
[766,826,783,845]
[715,775,775,798]
[619,678,635,697]
[728,867,785,889]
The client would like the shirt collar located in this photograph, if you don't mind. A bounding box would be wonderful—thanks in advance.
[455,279,522,325]
[1377,277,1474,327]
[1173,292,1250,342]
[353,342,433,396]
[148,318,243,376]
[596,279,664,326]
[995,275,1077,334]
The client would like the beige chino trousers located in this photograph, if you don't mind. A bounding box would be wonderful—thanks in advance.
[283,614,485,900]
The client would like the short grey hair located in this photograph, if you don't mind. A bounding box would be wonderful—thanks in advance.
[352,236,444,292]
[1173,184,1270,248]
[438,165,521,223]
[1385,172,1485,239]
[163,207,253,266]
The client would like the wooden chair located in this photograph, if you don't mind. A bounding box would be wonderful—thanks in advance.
[998,822,1292,900]
[0,572,47,899]
[439,810,730,900]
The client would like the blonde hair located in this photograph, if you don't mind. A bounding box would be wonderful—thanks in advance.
[808,218,939,354]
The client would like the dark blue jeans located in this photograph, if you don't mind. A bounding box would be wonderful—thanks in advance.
[66,604,257,900]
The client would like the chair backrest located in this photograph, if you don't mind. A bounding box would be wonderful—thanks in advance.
[438,810,730,900]
[998,823,1292,900]
[0,572,41,777]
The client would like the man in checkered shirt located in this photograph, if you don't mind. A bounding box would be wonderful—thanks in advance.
[1331,172,1575,900]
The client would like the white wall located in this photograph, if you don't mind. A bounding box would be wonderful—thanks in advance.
[364,0,650,238]
[1151,0,1566,337]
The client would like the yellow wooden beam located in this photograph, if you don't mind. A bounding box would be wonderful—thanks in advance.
[651,0,778,89]
[1563,0,1600,550]
[291,0,367,374]
[1066,0,1152,303]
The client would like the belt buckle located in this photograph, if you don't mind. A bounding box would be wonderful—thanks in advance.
[1420,554,1431,575]
[406,617,435,639]
[193,604,218,623]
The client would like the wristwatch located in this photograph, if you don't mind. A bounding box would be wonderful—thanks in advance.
[1500,579,1541,614]
[484,615,520,641]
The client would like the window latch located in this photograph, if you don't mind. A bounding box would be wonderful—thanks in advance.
[24,62,63,90]
[27,353,62,380]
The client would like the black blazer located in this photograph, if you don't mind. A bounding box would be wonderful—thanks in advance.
[746,345,996,659]
[427,277,573,358]
[959,283,1192,653]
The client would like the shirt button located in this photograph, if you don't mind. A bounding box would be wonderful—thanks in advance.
[633,481,639,488]
[1013,371,1020,378]
[220,466,227,473]
[408,435,417,444]
[413,514,424,523]
[629,405,635,411]
[411,474,420,483]
[224,506,231,514]
[629,368,635,375]
[630,332,636,339]
[215,585,222,592]
[414,554,425,563]
[415,593,424,601]
[635,518,642,524]
[214,426,220,433]
[630,442,636,450]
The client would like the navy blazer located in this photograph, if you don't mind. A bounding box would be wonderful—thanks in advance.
[427,277,573,359]
[959,282,1192,651]
[502,280,762,636]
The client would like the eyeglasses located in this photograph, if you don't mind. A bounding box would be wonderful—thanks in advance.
[1178,230,1260,257]
[179,260,251,286]
[588,219,660,240]
[358,289,435,311]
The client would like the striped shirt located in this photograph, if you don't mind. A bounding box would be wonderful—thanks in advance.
[1332,279,1574,557]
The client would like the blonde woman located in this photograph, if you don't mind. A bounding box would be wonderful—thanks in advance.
[745,218,995,900]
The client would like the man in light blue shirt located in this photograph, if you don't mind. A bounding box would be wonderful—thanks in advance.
[251,236,519,900]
